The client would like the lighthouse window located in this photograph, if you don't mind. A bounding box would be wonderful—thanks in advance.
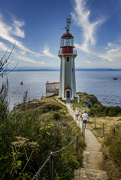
[67,57,69,62]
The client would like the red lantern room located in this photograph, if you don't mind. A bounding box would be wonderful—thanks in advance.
[60,17,75,54]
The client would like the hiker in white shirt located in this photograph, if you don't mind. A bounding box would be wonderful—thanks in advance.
[82,110,88,127]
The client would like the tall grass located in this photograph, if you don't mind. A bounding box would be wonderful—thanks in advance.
[0,86,85,180]
[104,126,121,170]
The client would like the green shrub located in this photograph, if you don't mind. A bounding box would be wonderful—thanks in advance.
[89,105,121,117]
[53,113,61,120]
[0,99,85,180]
[108,109,117,117]
[42,104,62,113]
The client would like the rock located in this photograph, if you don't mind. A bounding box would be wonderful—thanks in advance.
[77,92,102,109]
[113,77,118,80]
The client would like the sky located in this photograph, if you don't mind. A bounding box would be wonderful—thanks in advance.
[1,0,121,69]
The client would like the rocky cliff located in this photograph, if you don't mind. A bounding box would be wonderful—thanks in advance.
[77,92,102,109]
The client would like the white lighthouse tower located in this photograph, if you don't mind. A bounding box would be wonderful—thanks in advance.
[58,17,77,102]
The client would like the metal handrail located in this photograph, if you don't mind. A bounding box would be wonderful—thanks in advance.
[31,133,80,180]
[31,104,83,180]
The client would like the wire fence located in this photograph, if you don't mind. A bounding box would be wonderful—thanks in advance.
[90,117,121,137]
[31,133,81,180]
[31,104,85,180]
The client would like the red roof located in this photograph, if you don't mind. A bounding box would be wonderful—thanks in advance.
[65,87,71,90]
[61,32,73,38]
[46,82,59,84]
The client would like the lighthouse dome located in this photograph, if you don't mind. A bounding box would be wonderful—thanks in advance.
[61,32,73,38]
[60,32,74,48]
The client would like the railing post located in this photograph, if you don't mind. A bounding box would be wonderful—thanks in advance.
[79,119,81,129]
[94,118,96,128]
[36,175,38,180]
[50,152,54,180]
[76,134,78,154]
[84,127,85,141]
[103,123,104,137]
[114,127,115,137]
[82,124,85,142]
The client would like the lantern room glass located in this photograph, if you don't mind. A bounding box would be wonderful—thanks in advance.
[60,37,74,47]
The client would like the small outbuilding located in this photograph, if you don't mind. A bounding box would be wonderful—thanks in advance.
[46,81,59,97]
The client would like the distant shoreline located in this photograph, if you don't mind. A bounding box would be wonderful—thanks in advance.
[11,68,121,72]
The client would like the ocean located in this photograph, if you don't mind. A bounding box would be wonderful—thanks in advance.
[0,70,121,110]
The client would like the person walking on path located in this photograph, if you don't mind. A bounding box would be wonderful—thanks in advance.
[75,108,79,120]
[82,110,88,127]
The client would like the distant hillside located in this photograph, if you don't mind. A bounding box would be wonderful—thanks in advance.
[11,68,121,71]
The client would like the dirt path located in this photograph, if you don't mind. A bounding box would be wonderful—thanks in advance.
[66,103,108,180]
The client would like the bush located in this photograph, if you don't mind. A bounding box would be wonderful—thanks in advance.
[89,105,121,117]
[0,97,85,180]
[53,113,61,120]
[42,104,62,113]
[108,109,117,117]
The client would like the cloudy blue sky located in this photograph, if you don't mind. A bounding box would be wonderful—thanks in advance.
[1,0,121,69]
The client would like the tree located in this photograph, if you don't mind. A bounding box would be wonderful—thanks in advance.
[0,43,17,77]
[0,43,17,110]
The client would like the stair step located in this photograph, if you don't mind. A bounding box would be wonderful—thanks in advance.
[83,151,103,169]
[74,168,108,180]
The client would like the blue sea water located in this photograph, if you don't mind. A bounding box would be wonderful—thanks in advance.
[0,70,121,110]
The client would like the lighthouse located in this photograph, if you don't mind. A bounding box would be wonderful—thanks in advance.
[58,17,77,102]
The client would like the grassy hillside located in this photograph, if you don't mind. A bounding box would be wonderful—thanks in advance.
[86,116,121,179]
[71,92,121,180]
[0,97,85,180]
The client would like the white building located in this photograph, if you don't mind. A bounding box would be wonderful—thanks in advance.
[58,17,77,102]
[46,82,59,97]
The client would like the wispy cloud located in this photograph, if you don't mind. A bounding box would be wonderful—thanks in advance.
[0,13,57,61]
[71,0,121,63]
[86,60,92,64]
[12,18,25,38]
[16,55,37,63]
[20,50,26,55]
[71,0,106,53]
[43,44,57,58]
[100,42,121,61]
[0,42,9,51]
[0,13,37,55]
[15,55,47,65]
[39,61,47,65]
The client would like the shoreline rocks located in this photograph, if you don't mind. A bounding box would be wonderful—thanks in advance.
[77,92,102,109]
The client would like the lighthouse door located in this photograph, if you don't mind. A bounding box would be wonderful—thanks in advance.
[67,91,70,98]
[65,89,71,103]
